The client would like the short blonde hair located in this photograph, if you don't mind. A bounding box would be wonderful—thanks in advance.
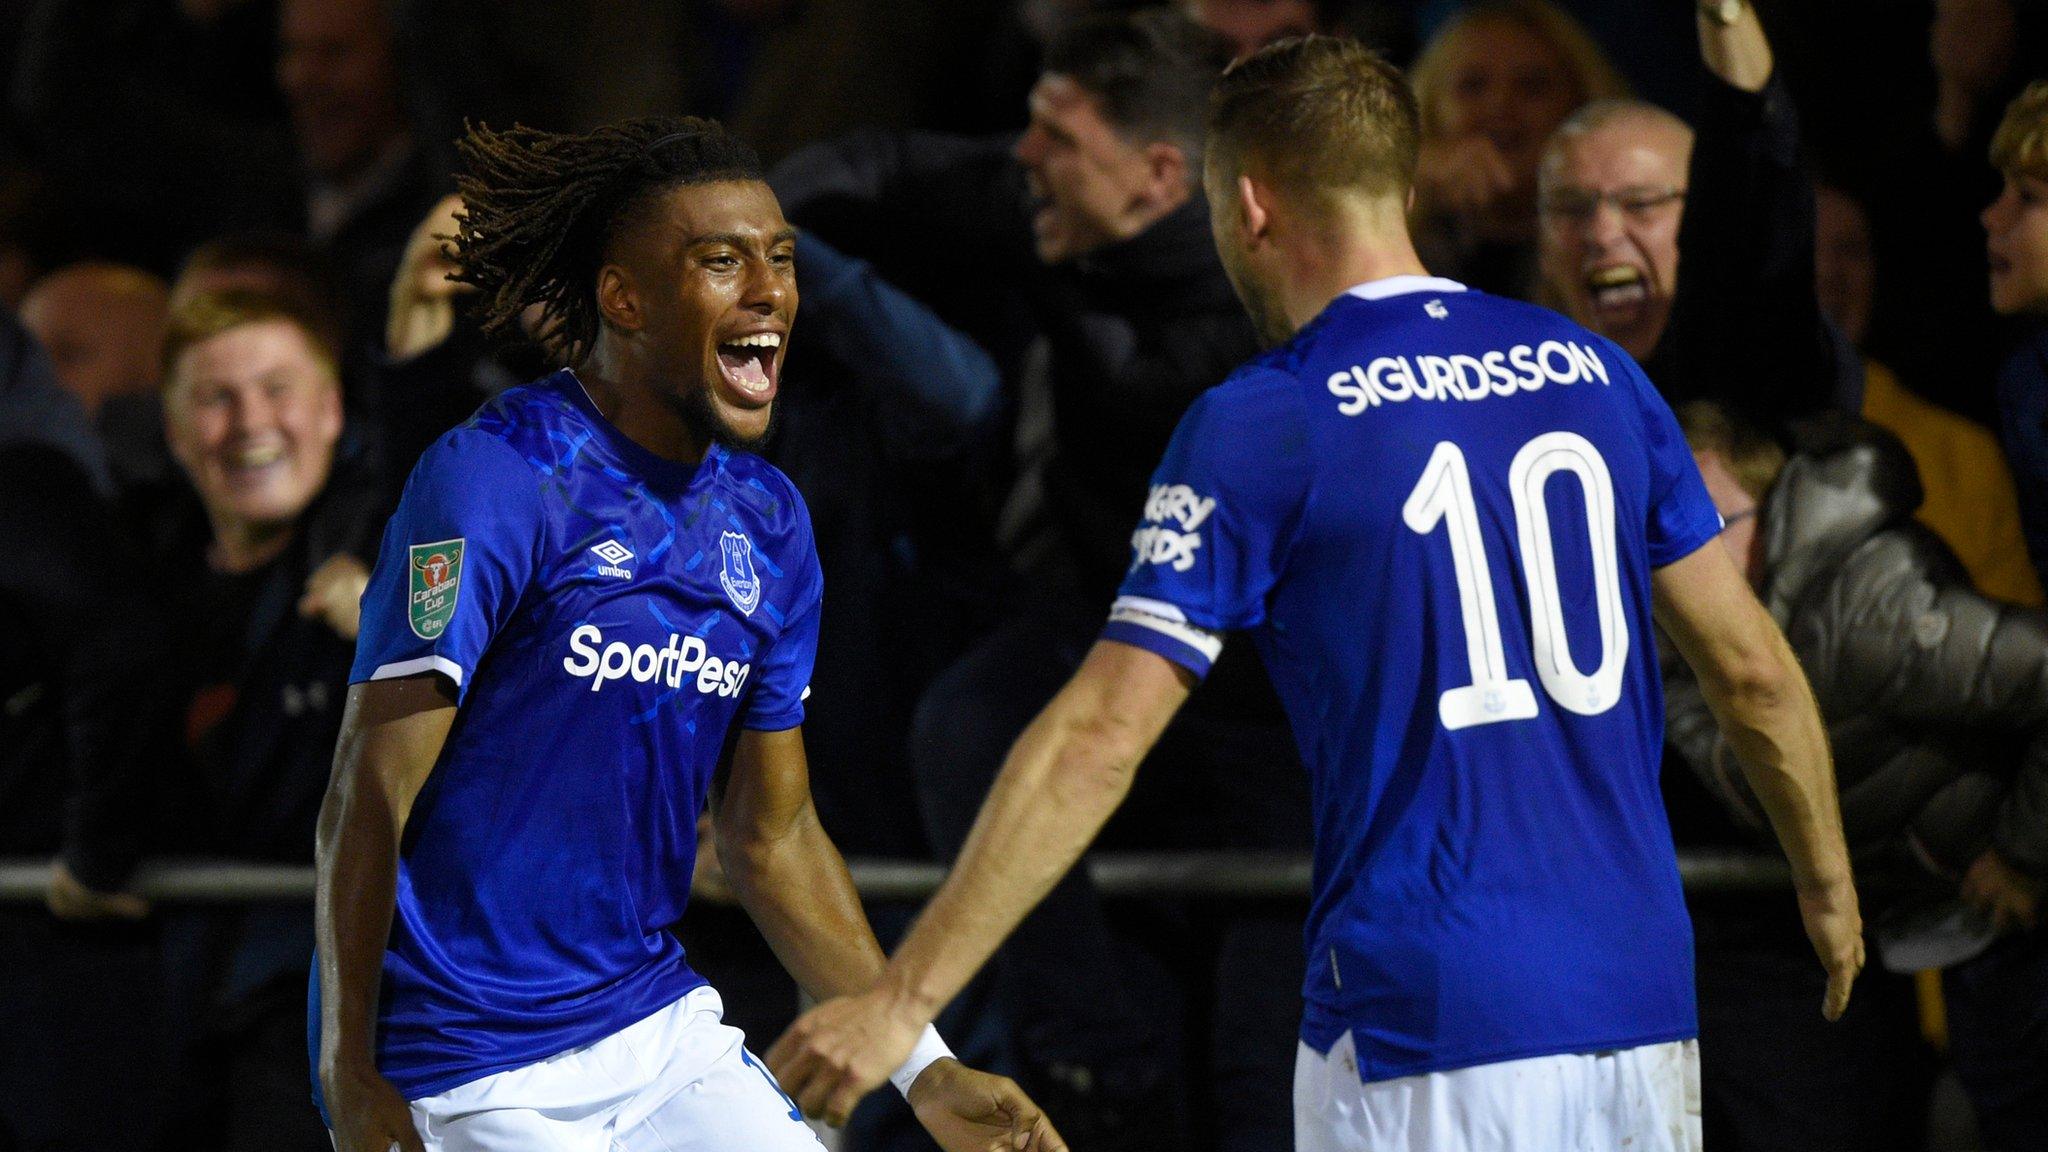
[1991,80,2048,180]
[1676,400,1784,500]
[1208,35,1420,205]
[1409,0,1629,142]
[162,290,341,390]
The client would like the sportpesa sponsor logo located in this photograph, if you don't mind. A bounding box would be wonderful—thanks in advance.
[1129,483,1215,573]
[561,624,751,696]
[1325,340,1611,415]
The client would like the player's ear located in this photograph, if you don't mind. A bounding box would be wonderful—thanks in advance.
[596,262,643,333]
[1236,175,1272,245]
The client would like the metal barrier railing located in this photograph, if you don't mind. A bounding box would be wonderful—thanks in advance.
[0,850,1793,903]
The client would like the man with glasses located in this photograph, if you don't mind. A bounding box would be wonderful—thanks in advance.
[1535,0,1853,432]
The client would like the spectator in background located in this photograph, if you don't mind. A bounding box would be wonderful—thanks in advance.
[151,290,382,1152]
[365,193,525,475]
[277,0,449,349]
[1812,179,2043,606]
[0,307,171,1152]
[1537,0,1849,432]
[20,262,168,419]
[775,12,1307,1149]
[1990,82,2048,587]
[1669,403,2048,1152]
[18,261,180,526]
[1407,0,1626,297]
[1860,0,2048,428]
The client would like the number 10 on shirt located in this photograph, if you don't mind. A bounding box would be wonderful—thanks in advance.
[1402,432,1629,731]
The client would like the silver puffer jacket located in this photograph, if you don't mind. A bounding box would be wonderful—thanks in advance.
[1664,417,2048,898]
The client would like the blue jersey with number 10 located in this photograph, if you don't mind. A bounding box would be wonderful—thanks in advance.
[1104,277,1722,1083]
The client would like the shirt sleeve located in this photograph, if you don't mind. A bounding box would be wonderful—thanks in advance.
[1102,368,1313,679]
[741,492,825,731]
[1624,352,1725,569]
[349,431,543,702]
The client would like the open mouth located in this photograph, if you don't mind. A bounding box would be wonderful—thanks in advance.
[1586,264,1649,312]
[716,332,782,402]
[222,443,286,480]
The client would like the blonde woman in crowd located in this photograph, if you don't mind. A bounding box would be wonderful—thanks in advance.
[1408,0,1628,297]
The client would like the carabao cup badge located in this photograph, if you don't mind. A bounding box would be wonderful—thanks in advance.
[408,538,465,639]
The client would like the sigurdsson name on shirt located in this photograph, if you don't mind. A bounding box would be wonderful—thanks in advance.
[1325,340,1610,415]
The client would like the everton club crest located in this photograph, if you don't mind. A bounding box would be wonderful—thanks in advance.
[718,531,761,616]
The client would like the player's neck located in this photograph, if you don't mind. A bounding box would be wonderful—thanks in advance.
[1272,197,1429,332]
[1280,242,1431,333]
[576,351,710,466]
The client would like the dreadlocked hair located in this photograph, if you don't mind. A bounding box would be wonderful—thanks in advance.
[451,116,763,366]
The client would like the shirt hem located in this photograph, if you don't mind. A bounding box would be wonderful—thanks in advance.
[382,973,713,1103]
[1308,1024,1700,1085]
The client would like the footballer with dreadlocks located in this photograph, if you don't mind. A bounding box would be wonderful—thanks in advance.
[309,116,1066,1152]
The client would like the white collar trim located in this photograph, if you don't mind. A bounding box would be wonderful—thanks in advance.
[1345,275,1470,301]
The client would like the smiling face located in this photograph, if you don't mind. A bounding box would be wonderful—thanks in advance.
[1434,19,1582,202]
[1538,113,1691,359]
[608,180,797,449]
[1985,170,2048,316]
[165,319,343,541]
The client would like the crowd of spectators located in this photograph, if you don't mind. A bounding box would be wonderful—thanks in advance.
[0,1,2045,1150]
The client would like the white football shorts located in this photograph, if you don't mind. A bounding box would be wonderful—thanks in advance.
[1294,1032,1703,1152]
[337,985,825,1152]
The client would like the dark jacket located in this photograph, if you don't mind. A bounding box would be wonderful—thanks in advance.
[1996,323,2048,581]
[774,130,1260,598]
[156,446,385,863]
[0,312,170,889]
[1665,419,2048,895]
[1645,72,1855,430]
[773,130,1275,716]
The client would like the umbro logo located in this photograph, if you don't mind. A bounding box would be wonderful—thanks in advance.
[1425,300,1449,320]
[590,539,635,579]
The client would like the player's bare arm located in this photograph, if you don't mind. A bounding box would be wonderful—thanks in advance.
[315,673,457,1152]
[767,639,1190,1128]
[1651,540,1864,1020]
[720,726,1068,1151]
[714,726,890,999]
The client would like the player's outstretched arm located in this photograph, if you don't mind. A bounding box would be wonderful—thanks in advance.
[1652,542,1864,1020]
[315,674,457,1152]
[716,726,1067,1150]
[715,726,893,998]
[766,640,1190,1129]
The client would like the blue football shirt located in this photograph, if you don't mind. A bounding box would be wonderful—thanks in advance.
[309,370,823,1105]
[1103,276,1722,1082]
